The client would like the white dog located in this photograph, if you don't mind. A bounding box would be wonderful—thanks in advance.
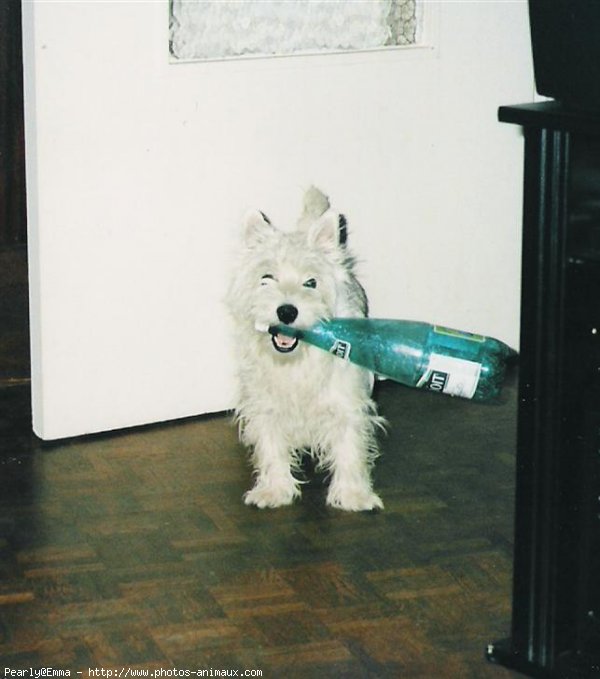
[226,188,384,511]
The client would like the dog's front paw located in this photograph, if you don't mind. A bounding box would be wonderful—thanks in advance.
[244,481,300,509]
[326,485,384,512]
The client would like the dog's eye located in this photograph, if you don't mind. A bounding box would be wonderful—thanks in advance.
[303,278,317,289]
[261,274,275,285]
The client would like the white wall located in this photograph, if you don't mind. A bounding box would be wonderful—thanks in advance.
[22,0,534,440]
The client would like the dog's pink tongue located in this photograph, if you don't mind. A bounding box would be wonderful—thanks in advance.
[276,334,296,349]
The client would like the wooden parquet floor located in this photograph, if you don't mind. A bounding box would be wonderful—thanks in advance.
[0,377,520,678]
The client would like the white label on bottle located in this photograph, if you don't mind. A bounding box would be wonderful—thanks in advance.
[330,339,351,360]
[421,353,481,398]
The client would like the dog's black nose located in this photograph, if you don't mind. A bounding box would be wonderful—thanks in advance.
[276,304,298,325]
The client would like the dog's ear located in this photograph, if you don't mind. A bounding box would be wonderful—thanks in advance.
[243,210,274,247]
[306,209,346,250]
[338,214,348,246]
[297,186,330,230]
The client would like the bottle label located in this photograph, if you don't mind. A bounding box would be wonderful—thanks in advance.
[417,353,481,398]
[330,339,351,360]
[433,325,485,343]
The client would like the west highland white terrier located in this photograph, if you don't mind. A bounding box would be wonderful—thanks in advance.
[226,187,384,511]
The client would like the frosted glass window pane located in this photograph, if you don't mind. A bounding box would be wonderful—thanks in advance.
[170,0,418,62]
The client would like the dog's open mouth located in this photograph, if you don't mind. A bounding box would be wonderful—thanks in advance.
[270,331,299,353]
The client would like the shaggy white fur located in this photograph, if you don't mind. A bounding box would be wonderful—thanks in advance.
[226,187,384,511]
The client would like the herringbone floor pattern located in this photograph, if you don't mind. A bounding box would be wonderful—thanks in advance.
[0,378,519,678]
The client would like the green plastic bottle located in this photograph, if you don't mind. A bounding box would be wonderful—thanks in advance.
[270,318,517,402]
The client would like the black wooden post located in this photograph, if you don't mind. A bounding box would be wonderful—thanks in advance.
[487,102,600,678]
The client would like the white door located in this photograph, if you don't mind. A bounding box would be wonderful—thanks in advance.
[22,1,533,440]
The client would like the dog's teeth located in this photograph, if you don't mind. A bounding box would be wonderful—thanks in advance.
[254,322,269,333]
